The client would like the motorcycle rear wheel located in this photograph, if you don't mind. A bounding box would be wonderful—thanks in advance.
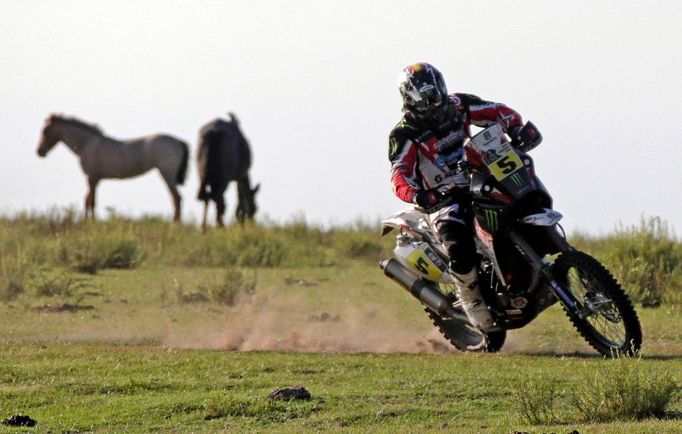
[553,250,642,356]
[426,307,507,352]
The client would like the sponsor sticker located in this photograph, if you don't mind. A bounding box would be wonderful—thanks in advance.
[406,248,443,281]
[509,172,524,187]
[483,209,499,231]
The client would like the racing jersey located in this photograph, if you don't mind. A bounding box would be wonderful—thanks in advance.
[388,93,523,203]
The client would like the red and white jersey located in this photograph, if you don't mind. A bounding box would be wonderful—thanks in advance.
[388,93,523,203]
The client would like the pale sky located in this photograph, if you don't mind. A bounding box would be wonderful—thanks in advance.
[1,1,681,235]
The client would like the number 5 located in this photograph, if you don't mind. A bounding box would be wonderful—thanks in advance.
[495,155,518,174]
[415,257,430,274]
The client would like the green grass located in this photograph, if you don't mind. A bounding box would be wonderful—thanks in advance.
[0,208,393,269]
[0,251,31,302]
[571,357,679,422]
[572,216,682,305]
[0,263,680,432]
[512,357,680,426]
[0,345,680,433]
[2,210,680,303]
[0,211,680,432]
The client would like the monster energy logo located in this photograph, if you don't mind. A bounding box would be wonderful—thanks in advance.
[483,209,499,231]
[509,172,523,187]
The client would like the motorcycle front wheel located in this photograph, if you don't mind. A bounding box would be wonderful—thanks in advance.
[553,250,642,356]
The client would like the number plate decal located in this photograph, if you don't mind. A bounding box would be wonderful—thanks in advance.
[488,151,523,181]
[406,248,443,281]
[468,124,524,181]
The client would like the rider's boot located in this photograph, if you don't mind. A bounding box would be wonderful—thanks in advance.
[453,268,494,331]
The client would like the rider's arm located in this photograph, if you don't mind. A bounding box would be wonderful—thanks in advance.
[388,131,421,204]
[456,93,523,130]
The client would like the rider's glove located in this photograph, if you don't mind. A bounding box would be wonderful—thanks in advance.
[414,188,443,209]
[508,125,523,148]
[509,122,542,152]
[447,186,471,203]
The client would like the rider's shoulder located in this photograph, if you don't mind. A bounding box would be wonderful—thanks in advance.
[452,93,485,107]
[388,116,421,160]
[389,116,420,141]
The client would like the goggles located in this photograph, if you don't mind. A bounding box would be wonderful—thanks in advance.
[413,91,444,113]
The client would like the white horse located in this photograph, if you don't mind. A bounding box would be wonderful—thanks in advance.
[37,114,189,221]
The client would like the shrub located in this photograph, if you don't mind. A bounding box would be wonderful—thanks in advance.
[101,238,144,269]
[1,210,678,301]
[571,357,679,422]
[34,270,86,297]
[177,267,257,305]
[511,357,680,425]
[0,250,31,302]
[0,258,26,302]
[339,237,383,259]
[203,267,257,305]
[69,244,105,274]
[231,231,286,267]
[600,217,682,305]
[57,229,144,274]
[511,380,561,425]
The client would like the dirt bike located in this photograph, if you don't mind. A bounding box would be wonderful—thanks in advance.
[380,122,642,356]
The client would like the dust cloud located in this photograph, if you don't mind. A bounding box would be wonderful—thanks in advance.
[162,294,458,354]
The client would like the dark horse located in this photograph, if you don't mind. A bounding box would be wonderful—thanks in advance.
[37,114,189,221]
[197,113,259,230]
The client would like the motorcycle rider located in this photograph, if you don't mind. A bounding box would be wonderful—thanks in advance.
[388,62,527,330]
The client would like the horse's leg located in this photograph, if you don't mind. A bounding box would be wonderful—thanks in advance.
[86,177,99,220]
[171,186,182,222]
[216,195,226,227]
[160,170,182,222]
[84,190,90,219]
[201,200,209,233]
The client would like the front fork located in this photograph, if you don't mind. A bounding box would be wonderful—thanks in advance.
[508,229,583,317]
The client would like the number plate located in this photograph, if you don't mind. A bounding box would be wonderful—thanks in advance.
[469,124,523,181]
[406,248,444,281]
[488,151,523,181]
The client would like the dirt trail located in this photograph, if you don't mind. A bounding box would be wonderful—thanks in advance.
[162,295,460,354]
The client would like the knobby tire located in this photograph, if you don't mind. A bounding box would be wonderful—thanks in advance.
[426,307,507,353]
[553,250,642,356]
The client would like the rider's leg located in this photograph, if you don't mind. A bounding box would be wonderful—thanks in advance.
[437,220,494,330]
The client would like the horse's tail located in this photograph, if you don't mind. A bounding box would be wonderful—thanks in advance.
[196,129,222,201]
[176,140,189,185]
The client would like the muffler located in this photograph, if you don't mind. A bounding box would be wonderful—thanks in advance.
[380,259,469,323]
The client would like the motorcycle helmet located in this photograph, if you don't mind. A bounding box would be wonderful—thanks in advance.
[398,63,450,125]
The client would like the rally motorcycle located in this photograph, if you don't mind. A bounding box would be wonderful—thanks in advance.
[380,122,642,356]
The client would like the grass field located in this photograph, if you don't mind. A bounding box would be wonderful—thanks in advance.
[2,344,680,433]
[0,213,680,432]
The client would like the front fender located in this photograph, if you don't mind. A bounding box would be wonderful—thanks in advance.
[519,208,563,226]
[381,209,426,236]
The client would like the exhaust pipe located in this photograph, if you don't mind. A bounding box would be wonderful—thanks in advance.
[380,259,469,323]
